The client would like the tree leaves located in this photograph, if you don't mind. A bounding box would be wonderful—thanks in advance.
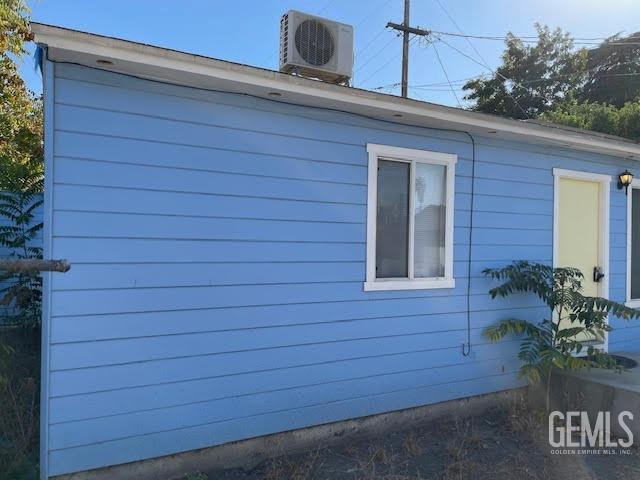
[0,0,43,192]
[0,190,43,328]
[542,99,640,142]
[462,24,640,142]
[482,261,638,387]
[463,24,585,119]
[580,32,640,107]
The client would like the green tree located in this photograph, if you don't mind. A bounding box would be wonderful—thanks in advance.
[0,3,42,478]
[462,26,640,135]
[0,0,43,192]
[579,32,640,107]
[483,261,640,410]
[542,98,640,142]
[618,99,640,140]
[0,188,43,330]
[0,0,42,329]
[462,24,586,119]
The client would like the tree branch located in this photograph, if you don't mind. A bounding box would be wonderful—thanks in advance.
[0,259,70,273]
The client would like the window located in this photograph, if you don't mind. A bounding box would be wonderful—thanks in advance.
[365,144,456,291]
[627,180,640,306]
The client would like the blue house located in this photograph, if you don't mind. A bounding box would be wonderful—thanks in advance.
[32,23,640,479]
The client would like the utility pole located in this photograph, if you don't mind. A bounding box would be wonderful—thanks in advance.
[400,0,410,98]
[387,0,430,98]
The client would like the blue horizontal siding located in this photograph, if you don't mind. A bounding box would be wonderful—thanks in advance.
[53,156,369,204]
[48,284,545,317]
[48,371,519,475]
[48,357,513,450]
[50,304,547,344]
[49,311,535,372]
[43,62,640,477]
[49,259,542,292]
[48,329,514,397]
[48,342,519,423]
[55,130,368,183]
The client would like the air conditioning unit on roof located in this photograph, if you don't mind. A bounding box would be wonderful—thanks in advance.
[279,10,354,84]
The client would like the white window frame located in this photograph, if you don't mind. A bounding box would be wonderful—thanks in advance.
[627,178,640,307]
[364,143,457,292]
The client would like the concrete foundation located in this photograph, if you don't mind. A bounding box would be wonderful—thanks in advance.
[546,352,640,443]
[54,388,524,480]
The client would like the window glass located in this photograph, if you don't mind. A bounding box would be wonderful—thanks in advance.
[376,160,409,278]
[413,163,446,278]
[631,189,640,299]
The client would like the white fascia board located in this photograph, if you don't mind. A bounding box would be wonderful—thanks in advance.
[32,23,640,160]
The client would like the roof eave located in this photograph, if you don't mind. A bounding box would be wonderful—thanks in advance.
[31,22,640,160]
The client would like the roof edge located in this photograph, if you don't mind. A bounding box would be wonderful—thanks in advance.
[31,22,640,160]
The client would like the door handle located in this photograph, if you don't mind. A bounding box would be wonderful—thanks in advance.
[593,266,605,283]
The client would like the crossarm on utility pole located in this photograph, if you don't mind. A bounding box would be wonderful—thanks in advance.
[386,22,430,37]
[0,259,71,273]
[386,0,431,98]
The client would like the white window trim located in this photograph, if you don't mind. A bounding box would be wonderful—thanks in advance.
[364,143,457,292]
[626,178,640,307]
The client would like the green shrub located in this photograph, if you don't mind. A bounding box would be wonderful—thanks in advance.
[483,261,640,410]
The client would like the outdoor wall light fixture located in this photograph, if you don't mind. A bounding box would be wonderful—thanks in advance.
[618,170,634,195]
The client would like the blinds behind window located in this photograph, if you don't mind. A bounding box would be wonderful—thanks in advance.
[376,160,409,278]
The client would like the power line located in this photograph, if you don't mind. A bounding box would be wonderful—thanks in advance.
[359,35,418,87]
[430,30,640,46]
[417,59,640,87]
[316,0,339,16]
[354,32,401,75]
[355,0,397,28]
[374,82,435,103]
[409,87,428,101]
[372,28,640,92]
[500,68,640,87]
[592,71,640,78]
[374,65,640,94]
[413,86,465,91]
[375,73,489,90]
[435,36,532,118]
[377,84,400,94]
[433,0,490,67]
[359,35,420,87]
[431,0,530,117]
[355,28,388,59]
[431,42,463,108]
[370,0,640,105]
[353,0,399,64]
[428,38,490,74]
[349,2,400,88]
[412,77,482,87]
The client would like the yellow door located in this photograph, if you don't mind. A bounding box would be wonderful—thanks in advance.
[557,177,603,342]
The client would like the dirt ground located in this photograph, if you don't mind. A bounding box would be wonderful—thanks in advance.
[190,397,640,480]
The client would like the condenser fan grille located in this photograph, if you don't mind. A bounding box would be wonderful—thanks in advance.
[294,19,335,66]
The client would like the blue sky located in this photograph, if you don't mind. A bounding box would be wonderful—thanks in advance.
[21,0,640,107]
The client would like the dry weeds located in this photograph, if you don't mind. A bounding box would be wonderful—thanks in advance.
[192,393,640,480]
[261,448,323,480]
